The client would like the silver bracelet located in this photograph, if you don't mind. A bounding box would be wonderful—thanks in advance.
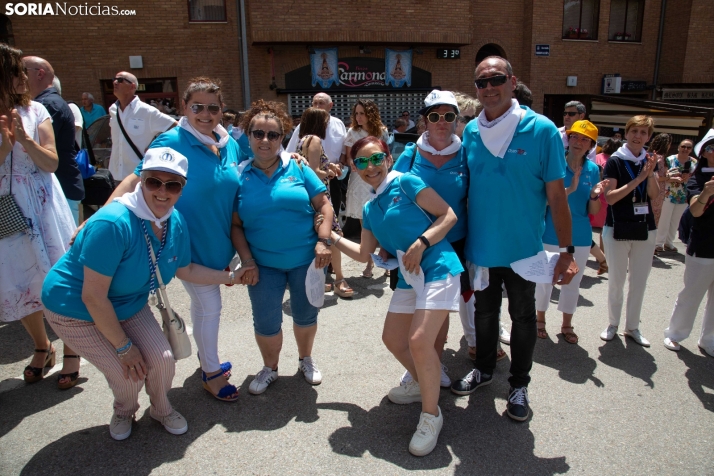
[229,270,235,285]
[333,234,342,245]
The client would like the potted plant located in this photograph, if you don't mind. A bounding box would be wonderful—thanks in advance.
[566,27,579,39]
[624,32,632,40]
[579,28,589,39]
[615,32,623,41]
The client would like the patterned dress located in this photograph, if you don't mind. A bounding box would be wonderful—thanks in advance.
[664,155,697,204]
[0,101,75,322]
[297,135,340,232]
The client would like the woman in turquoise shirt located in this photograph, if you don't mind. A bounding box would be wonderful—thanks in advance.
[535,120,608,344]
[231,100,334,397]
[332,135,463,457]
[42,148,253,440]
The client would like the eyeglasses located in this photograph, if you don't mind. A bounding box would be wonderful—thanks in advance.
[426,112,457,123]
[189,103,221,115]
[250,129,282,142]
[474,75,509,89]
[459,115,475,123]
[568,133,591,142]
[113,77,134,85]
[704,145,714,154]
[353,152,387,170]
[563,111,579,117]
[143,176,184,195]
[679,145,692,149]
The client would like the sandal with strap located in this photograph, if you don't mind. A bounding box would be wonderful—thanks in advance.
[24,344,56,384]
[496,347,508,361]
[597,260,608,275]
[561,326,579,344]
[58,355,80,390]
[333,279,354,298]
[361,264,374,278]
[197,352,232,380]
[202,370,239,402]
[536,321,548,339]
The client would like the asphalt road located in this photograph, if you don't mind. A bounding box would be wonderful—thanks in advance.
[1,236,712,475]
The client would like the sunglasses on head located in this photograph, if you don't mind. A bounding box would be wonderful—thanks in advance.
[189,103,221,115]
[474,74,509,89]
[113,77,133,85]
[563,111,579,117]
[143,176,184,195]
[353,152,387,170]
[250,129,282,142]
[426,112,457,123]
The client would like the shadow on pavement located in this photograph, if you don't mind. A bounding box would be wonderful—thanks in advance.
[533,337,603,387]
[676,347,714,413]
[597,336,657,388]
[0,321,60,366]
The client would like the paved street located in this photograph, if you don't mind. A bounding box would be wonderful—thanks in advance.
[1,236,712,475]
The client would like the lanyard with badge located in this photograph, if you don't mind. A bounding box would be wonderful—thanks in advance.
[623,160,649,215]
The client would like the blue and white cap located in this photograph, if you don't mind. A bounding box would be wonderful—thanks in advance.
[418,89,460,116]
[141,147,188,179]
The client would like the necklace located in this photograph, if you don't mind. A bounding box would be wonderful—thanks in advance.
[252,156,280,171]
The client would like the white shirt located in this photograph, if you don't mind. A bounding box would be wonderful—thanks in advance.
[559,126,596,161]
[286,115,346,164]
[109,96,176,180]
[68,102,83,149]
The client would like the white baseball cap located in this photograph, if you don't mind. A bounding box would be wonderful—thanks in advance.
[142,147,188,179]
[418,89,460,116]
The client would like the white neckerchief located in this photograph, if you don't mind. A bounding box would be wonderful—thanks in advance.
[369,170,403,201]
[611,144,647,164]
[477,99,523,158]
[178,116,230,149]
[114,182,173,228]
[417,133,461,156]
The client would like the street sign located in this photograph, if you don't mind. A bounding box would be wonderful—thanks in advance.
[621,81,647,92]
[602,74,621,94]
[535,45,550,57]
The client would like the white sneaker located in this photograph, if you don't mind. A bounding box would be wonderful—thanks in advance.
[600,325,618,341]
[440,364,451,388]
[299,356,322,385]
[400,369,413,386]
[409,406,443,456]
[249,366,278,395]
[151,409,188,435]
[388,379,422,404]
[109,413,133,441]
[499,326,511,345]
[663,337,680,351]
[624,329,650,347]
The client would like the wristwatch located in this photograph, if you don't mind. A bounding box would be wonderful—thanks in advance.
[317,238,334,246]
[559,245,575,254]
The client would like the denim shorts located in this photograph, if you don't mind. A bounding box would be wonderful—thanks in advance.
[247,263,319,337]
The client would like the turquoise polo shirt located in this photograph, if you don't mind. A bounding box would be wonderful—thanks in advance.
[393,143,468,243]
[463,106,566,268]
[234,155,327,269]
[42,202,191,322]
[362,172,464,289]
[80,104,107,127]
[133,127,242,270]
[237,132,253,161]
[543,156,600,247]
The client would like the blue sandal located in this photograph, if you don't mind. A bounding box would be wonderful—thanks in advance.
[197,352,232,380]
[201,371,240,402]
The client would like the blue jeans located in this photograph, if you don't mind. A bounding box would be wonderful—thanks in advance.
[474,266,536,388]
[66,199,80,225]
[247,263,319,337]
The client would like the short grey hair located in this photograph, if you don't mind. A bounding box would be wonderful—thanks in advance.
[52,76,61,96]
[564,101,586,114]
[313,92,333,104]
[83,92,95,101]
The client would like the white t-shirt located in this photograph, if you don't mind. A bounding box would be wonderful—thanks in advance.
[68,103,83,148]
[559,126,596,161]
[286,115,346,164]
[108,96,176,180]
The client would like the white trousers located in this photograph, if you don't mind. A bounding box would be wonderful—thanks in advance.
[664,254,714,350]
[602,226,656,330]
[535,244,590,315]
[655,200,687,248]
[181,281,223,373]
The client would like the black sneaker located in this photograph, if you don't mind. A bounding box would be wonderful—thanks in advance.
[506,387,530,421]
[450,369,492,395]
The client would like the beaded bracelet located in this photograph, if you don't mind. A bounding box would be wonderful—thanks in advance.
[116,339,132,355]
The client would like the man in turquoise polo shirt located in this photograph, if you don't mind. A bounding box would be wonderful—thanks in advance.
[450,56,578,422]
[80,92,107,127]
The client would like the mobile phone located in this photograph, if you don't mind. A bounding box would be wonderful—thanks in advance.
[683,161,692,173]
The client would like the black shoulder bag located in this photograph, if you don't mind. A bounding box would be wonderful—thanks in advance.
[0,153,30,239]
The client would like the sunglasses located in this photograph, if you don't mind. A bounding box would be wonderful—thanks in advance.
[250,129,282,142]
[189,103,221,115]
[704,145,714,153]
[474,75,509,89]
[459,115,475,123]
[113,77,133,85]
[563,111,579,117]
[143,176,184,195]
[353,152,387,170]
[680,145,692,149]
[426,112,457,123]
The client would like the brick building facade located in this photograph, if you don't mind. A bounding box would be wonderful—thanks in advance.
[2,0,713,128]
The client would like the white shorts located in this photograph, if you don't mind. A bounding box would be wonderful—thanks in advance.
[388,274,461,314]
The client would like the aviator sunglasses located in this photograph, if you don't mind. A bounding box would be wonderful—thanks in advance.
[189,103,221,115]
[250,129,282,142]
[353,152,387,170]
[426,111,457,123]
[474,74,509,89]
[143,176,184,195]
